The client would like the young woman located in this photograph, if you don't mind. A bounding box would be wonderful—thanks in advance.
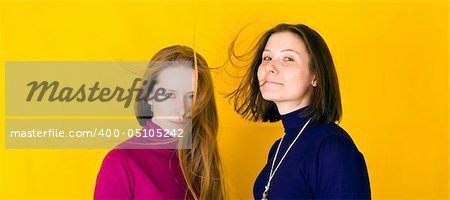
[94,45,226,199]
[228,24,371,199]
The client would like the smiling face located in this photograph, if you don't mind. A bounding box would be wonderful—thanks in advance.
[257,31,317,114]
[148,65,194,130]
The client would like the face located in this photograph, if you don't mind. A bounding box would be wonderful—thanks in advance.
[257,31,317,113]
[148,66,194,130]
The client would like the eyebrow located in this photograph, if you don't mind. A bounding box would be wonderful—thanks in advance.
[263,49,301,55]
[164,89,177,93]
[163,89,194,94]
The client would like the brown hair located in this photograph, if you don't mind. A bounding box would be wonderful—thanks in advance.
[227,23,342,124]
[135,45,226,199]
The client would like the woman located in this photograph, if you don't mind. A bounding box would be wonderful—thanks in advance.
[94,45,226,199]
[228,24,371,199]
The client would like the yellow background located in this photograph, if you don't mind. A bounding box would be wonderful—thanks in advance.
[0,0,448,199]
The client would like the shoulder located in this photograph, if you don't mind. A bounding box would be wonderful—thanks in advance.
[304,124,371,198]
[309,122,350,138]
[103,147,137,162]
[98,148,154,178]
[102,147,165,167]
[98,149,134,176]
[306,123,356,147]
[95,149,136,199]
[303,123,364,162]
[317,134,361,159]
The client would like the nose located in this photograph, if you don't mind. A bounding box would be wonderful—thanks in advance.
[258,60,278,83]
[264,60,278,75]
[175,96,192,120]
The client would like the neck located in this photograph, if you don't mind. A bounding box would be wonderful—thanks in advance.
[276,101,310,115]
[280,106,311,136]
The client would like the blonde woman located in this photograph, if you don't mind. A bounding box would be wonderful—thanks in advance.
[94,45,226,199]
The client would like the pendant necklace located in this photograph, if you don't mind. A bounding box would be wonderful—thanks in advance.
[261,118,312,200]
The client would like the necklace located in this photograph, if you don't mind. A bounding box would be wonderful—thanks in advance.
[261,118,312,200]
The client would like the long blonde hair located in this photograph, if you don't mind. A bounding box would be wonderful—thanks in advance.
[135,45,226,199]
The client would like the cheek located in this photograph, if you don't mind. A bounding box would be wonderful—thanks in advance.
[281,67,297,80]
[257,65,266,81]
[284,68,311,89]
[184,101,193,112]
[152,102,172,115]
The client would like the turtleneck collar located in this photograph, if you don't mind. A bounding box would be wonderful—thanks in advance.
[280,106,311,136]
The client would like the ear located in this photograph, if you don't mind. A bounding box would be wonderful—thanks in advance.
[311,75,318,87]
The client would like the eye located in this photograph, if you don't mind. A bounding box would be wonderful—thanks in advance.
[166,93,175,98]
[262,56,272,61]
[283,57,294,61]
[185,93,194,101]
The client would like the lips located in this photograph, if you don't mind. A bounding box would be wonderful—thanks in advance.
[261,81,283,86]
[169,120,185,126]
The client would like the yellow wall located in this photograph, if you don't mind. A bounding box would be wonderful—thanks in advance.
[1,0,448,199]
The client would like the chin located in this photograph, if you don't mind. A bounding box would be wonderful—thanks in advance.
[261,93,282,102]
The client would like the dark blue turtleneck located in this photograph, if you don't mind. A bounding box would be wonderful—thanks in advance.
[253,106,371,199]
